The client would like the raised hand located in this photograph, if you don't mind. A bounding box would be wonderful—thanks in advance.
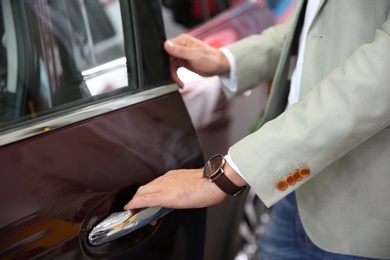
[164,34,231,87]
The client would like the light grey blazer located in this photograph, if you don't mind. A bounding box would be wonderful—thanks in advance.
[223,0,390,258]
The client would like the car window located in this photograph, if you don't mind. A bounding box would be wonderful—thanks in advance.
[0,0,168,131]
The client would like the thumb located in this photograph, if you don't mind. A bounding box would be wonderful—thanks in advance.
[164,40,195,60]
[124,194,159,211]
[164,40,177,56]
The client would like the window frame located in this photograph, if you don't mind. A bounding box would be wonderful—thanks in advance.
[0,0,173,146]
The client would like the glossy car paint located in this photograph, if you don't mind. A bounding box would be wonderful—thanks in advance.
[0,90,205,259]
[0,0,206,259]
[189,0,273,47]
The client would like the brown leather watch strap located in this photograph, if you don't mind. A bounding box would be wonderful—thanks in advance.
[203,154,246,197]
[213,172,246,197]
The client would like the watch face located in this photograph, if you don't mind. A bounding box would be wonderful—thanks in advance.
[203,154,224,178]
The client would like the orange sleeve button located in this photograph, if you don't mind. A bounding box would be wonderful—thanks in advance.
[285,174,296,186]
[276,180,288,191]
[299,166,310,178]
[292,170,302,181]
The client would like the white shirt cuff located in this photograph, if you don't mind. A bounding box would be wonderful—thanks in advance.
[219,47,238,93]
[224,152,248,183]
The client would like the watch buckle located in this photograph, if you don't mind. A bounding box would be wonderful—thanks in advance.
[232,185,247,197]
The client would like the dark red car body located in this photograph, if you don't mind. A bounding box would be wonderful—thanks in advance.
[0,0,274,259]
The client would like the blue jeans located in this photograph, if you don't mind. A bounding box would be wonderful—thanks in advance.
[259,193,377,260]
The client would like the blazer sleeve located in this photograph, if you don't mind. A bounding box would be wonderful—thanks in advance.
[221,21,291,99]
[228,10,390,207]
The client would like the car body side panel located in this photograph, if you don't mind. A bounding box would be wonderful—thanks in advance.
[0,91,205,259]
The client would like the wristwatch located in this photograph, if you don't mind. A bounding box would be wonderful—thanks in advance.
[203,154,246,197]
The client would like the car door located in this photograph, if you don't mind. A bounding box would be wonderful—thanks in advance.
[0,0,205,259]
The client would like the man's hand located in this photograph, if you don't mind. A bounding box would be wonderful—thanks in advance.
[164,34,231,88]
[124,169,228,210]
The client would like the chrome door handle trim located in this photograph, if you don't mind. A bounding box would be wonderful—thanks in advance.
[88,207,174,246]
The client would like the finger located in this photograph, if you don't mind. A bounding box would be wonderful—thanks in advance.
[168,34,202,48]
[124,193,158,210]
[164,39,202,62]
[169,57,184,88]
[149,220,158,226]
[163,41,184,87]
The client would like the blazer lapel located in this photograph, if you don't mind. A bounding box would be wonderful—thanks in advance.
[261,0,308,125]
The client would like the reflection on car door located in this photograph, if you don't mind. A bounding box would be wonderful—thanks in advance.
[0,0,206,259]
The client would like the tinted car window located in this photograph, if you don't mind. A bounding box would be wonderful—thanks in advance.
[0,0,170,132]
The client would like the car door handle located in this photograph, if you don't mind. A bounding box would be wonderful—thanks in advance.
[88,207,174,246]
